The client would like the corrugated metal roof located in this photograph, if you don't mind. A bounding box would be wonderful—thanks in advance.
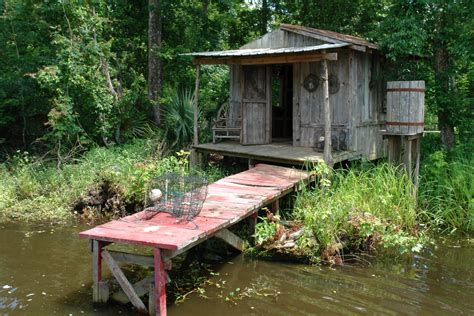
[280,24,378,50]
[184,43,349,58]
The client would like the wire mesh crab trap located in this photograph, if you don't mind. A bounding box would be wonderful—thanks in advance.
[144,173,208,222]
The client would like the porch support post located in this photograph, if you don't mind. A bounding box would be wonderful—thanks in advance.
[191,65,201,167]
[193,64,201,146]
[321,56,333,166]
[154,248,167,316]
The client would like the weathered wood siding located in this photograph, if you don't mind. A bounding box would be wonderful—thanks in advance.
[293,49,352,150]
[227,32,387,161]
[350,51,386,160]
[241,66,271,144]
[241,29,325,49]
[229,65,242,127]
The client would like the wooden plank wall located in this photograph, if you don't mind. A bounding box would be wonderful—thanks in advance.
[241,29,324,49]
[241,66,271,144]
[229,65,242,127]
[293,49,351,150]
[351,51,386,160]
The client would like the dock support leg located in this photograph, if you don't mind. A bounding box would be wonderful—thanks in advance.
[154,248,167,316]
[92,240,109,303]
[272,199,280,216]
[248,212,257,245]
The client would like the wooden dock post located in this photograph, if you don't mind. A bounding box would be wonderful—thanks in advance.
[154,248,167,316]
[92,240,109,304]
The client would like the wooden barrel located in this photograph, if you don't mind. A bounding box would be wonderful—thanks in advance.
[386,81,425,135]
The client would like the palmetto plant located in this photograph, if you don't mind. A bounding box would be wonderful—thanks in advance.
[163,87,201,149]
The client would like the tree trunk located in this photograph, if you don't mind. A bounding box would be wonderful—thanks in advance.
[434,8,455,150]
[148,0,162,125]
[260,0,269,35]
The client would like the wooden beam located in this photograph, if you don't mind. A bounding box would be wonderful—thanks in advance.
[194,52,337,65]
[154,248,167,316]
[112,276,153,304]
[109,250,154,267]
[214,228,247,251]
[321,57,333,166]
[193,64,200,146]
[102,250,148,313]
[349,44,366,52]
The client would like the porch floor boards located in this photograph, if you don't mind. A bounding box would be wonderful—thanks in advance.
[194,141,359,165]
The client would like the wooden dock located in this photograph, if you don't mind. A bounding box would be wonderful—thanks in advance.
[79,164,313,315]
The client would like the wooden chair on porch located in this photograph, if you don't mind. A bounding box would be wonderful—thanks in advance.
[212,101,241,143]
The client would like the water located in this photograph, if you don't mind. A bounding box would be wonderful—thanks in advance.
[1,223,473,315]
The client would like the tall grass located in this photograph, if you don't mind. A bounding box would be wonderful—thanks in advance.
[419,150,474,233]
[294,163,423,261]
[0,139,195,223]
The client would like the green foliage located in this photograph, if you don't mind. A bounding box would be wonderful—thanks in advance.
[162,87,198,149]
[254,215,278,246]
[294,163,423,260]
[0,140,191,223]
[419,149,474,233]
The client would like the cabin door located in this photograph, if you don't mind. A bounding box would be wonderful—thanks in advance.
[241,65,271,145]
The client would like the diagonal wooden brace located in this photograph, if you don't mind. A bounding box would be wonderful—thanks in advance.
[102,250,148,313]
[214,228,248,251]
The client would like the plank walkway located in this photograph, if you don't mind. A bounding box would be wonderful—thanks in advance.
[79,164,313,315]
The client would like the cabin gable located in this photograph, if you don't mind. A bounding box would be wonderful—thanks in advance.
[240,28,328,50]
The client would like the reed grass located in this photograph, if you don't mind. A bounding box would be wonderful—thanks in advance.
[294,162,423,261]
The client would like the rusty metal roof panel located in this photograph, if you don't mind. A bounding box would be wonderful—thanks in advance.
[184,43,349,57]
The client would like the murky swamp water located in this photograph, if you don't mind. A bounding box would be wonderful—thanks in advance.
[1,223,473,315]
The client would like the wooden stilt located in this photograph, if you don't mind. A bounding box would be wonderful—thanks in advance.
[154,248,167,316]
[387,135,401,165]
[271,199,280,215]
[92,240,108,303]
[248,212,257,245]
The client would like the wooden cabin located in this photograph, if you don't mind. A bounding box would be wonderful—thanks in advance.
[187,24,387,166]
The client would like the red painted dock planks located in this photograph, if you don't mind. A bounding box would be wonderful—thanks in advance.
[79,164,311,250]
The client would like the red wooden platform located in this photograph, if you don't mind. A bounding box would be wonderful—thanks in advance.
[79,164,312,315]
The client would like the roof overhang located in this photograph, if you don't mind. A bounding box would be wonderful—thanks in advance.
[184,43,348,65]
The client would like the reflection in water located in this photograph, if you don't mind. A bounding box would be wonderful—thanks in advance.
[1,223,473,315]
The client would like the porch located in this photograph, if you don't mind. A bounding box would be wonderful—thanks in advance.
[194,141,359,166]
